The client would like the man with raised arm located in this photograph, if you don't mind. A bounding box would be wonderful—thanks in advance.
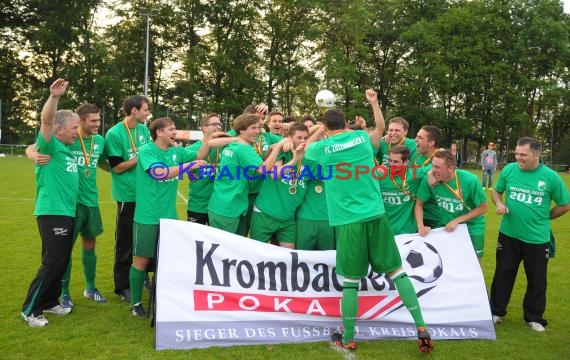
[21,79,79,327]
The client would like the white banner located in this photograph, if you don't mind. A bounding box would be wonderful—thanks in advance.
[156,220,495,350]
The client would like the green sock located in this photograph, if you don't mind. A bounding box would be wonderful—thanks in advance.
[392,272,426,328]
[341,280,359,344]
[129,266,146,305]
[61,258,72,297]
[82,248,96,290]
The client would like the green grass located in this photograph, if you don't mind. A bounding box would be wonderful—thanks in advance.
[0,156,568,359]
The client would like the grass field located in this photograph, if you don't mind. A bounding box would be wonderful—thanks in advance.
[0,156,568,359]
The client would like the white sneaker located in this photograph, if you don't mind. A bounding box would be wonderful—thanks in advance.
[492,315,502,324]
[44,304,72,316]
[528,322,545,332]
[21,312,49,327]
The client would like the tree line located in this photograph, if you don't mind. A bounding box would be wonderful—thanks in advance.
[1,0,569,164]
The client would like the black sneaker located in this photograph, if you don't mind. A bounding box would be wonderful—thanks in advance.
[117,289,131,302]
[331,331,356,351]
[131,302,146,317]
[417,327,433,353]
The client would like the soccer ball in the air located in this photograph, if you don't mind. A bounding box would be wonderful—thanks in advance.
[403,241,443,283]
[315,89,335,108]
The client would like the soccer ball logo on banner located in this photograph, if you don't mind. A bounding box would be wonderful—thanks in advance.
[402,241,443,283]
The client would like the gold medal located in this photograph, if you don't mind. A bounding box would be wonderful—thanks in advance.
[84,169,91,177]
[314,185,323,194]
[288,186,297,195]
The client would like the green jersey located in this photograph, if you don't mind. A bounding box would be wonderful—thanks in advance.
[254,151,307,220]
[104,121,151,202]
[187,141,218,213]
[410,152,439,223]
[416,169,487,236]
[296,181,328,221]
[134,142,197,224]
[305,130,384,226]
[34,133,78,217]
[496,163,569,244]
[248,132,282,194]
[71,134,106,207]
[208,142,263,218]
[377,137,417,166]
[378,166,422,235]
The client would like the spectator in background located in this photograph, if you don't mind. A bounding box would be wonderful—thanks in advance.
[451,143,462,168]
[481,142,497,190]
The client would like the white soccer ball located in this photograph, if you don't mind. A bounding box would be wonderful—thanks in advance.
[315,89,335,108]
[402,241,443,283]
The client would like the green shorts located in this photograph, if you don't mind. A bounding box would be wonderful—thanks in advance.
[133,222,159,258]
[296,218,335,250]
[74,203,103,240]
[208,211,240,234]
[250,210,295,244]
[335,215,402,279]
[470,233,485,258]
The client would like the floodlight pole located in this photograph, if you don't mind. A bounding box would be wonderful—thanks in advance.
[140,8,157,99]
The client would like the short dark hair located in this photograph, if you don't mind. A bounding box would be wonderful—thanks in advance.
[122,95,150,116]
[517,137,542,153]
[323,109,345,130]
[148,117,174,141]
[390,145,411,162]
[282,115,296,124]
[75,103,100,119]
[302,115,316,125]
[420,125,441,147]
[288,122,308,137]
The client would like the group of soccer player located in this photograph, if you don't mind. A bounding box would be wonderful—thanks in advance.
[22,79,569,354]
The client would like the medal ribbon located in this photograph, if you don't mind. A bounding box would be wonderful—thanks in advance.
[442,171,471,210]
[123,120,139,155]
[254,135,263,155]
[387,136,406,152]
[207,148,219,168]
[290,159,303,188]
[78,130,94,167]
[390,166,409,195]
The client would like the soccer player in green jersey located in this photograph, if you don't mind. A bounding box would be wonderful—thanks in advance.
[412,125,441,228]
[186,113,223,225]
[251,122,308,248]
[104,95,151,302]
[377,117,417,166]
[22,79,79,327]
[378,145,424,235]
[305,109,433,353]
[415,149,488,259]
[266,110,284,136]
[130,117,213,316]
[208,113,289,234]
[26,103,109,308]
[236,107,282,237]
[490,137,570,332]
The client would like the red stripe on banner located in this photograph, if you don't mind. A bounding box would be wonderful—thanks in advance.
[366,296,402,320]
[193,290,390,318]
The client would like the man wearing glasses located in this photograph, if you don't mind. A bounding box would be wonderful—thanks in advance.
[186,113,223,225]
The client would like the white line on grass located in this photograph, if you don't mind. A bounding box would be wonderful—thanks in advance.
[328,342,359,360]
